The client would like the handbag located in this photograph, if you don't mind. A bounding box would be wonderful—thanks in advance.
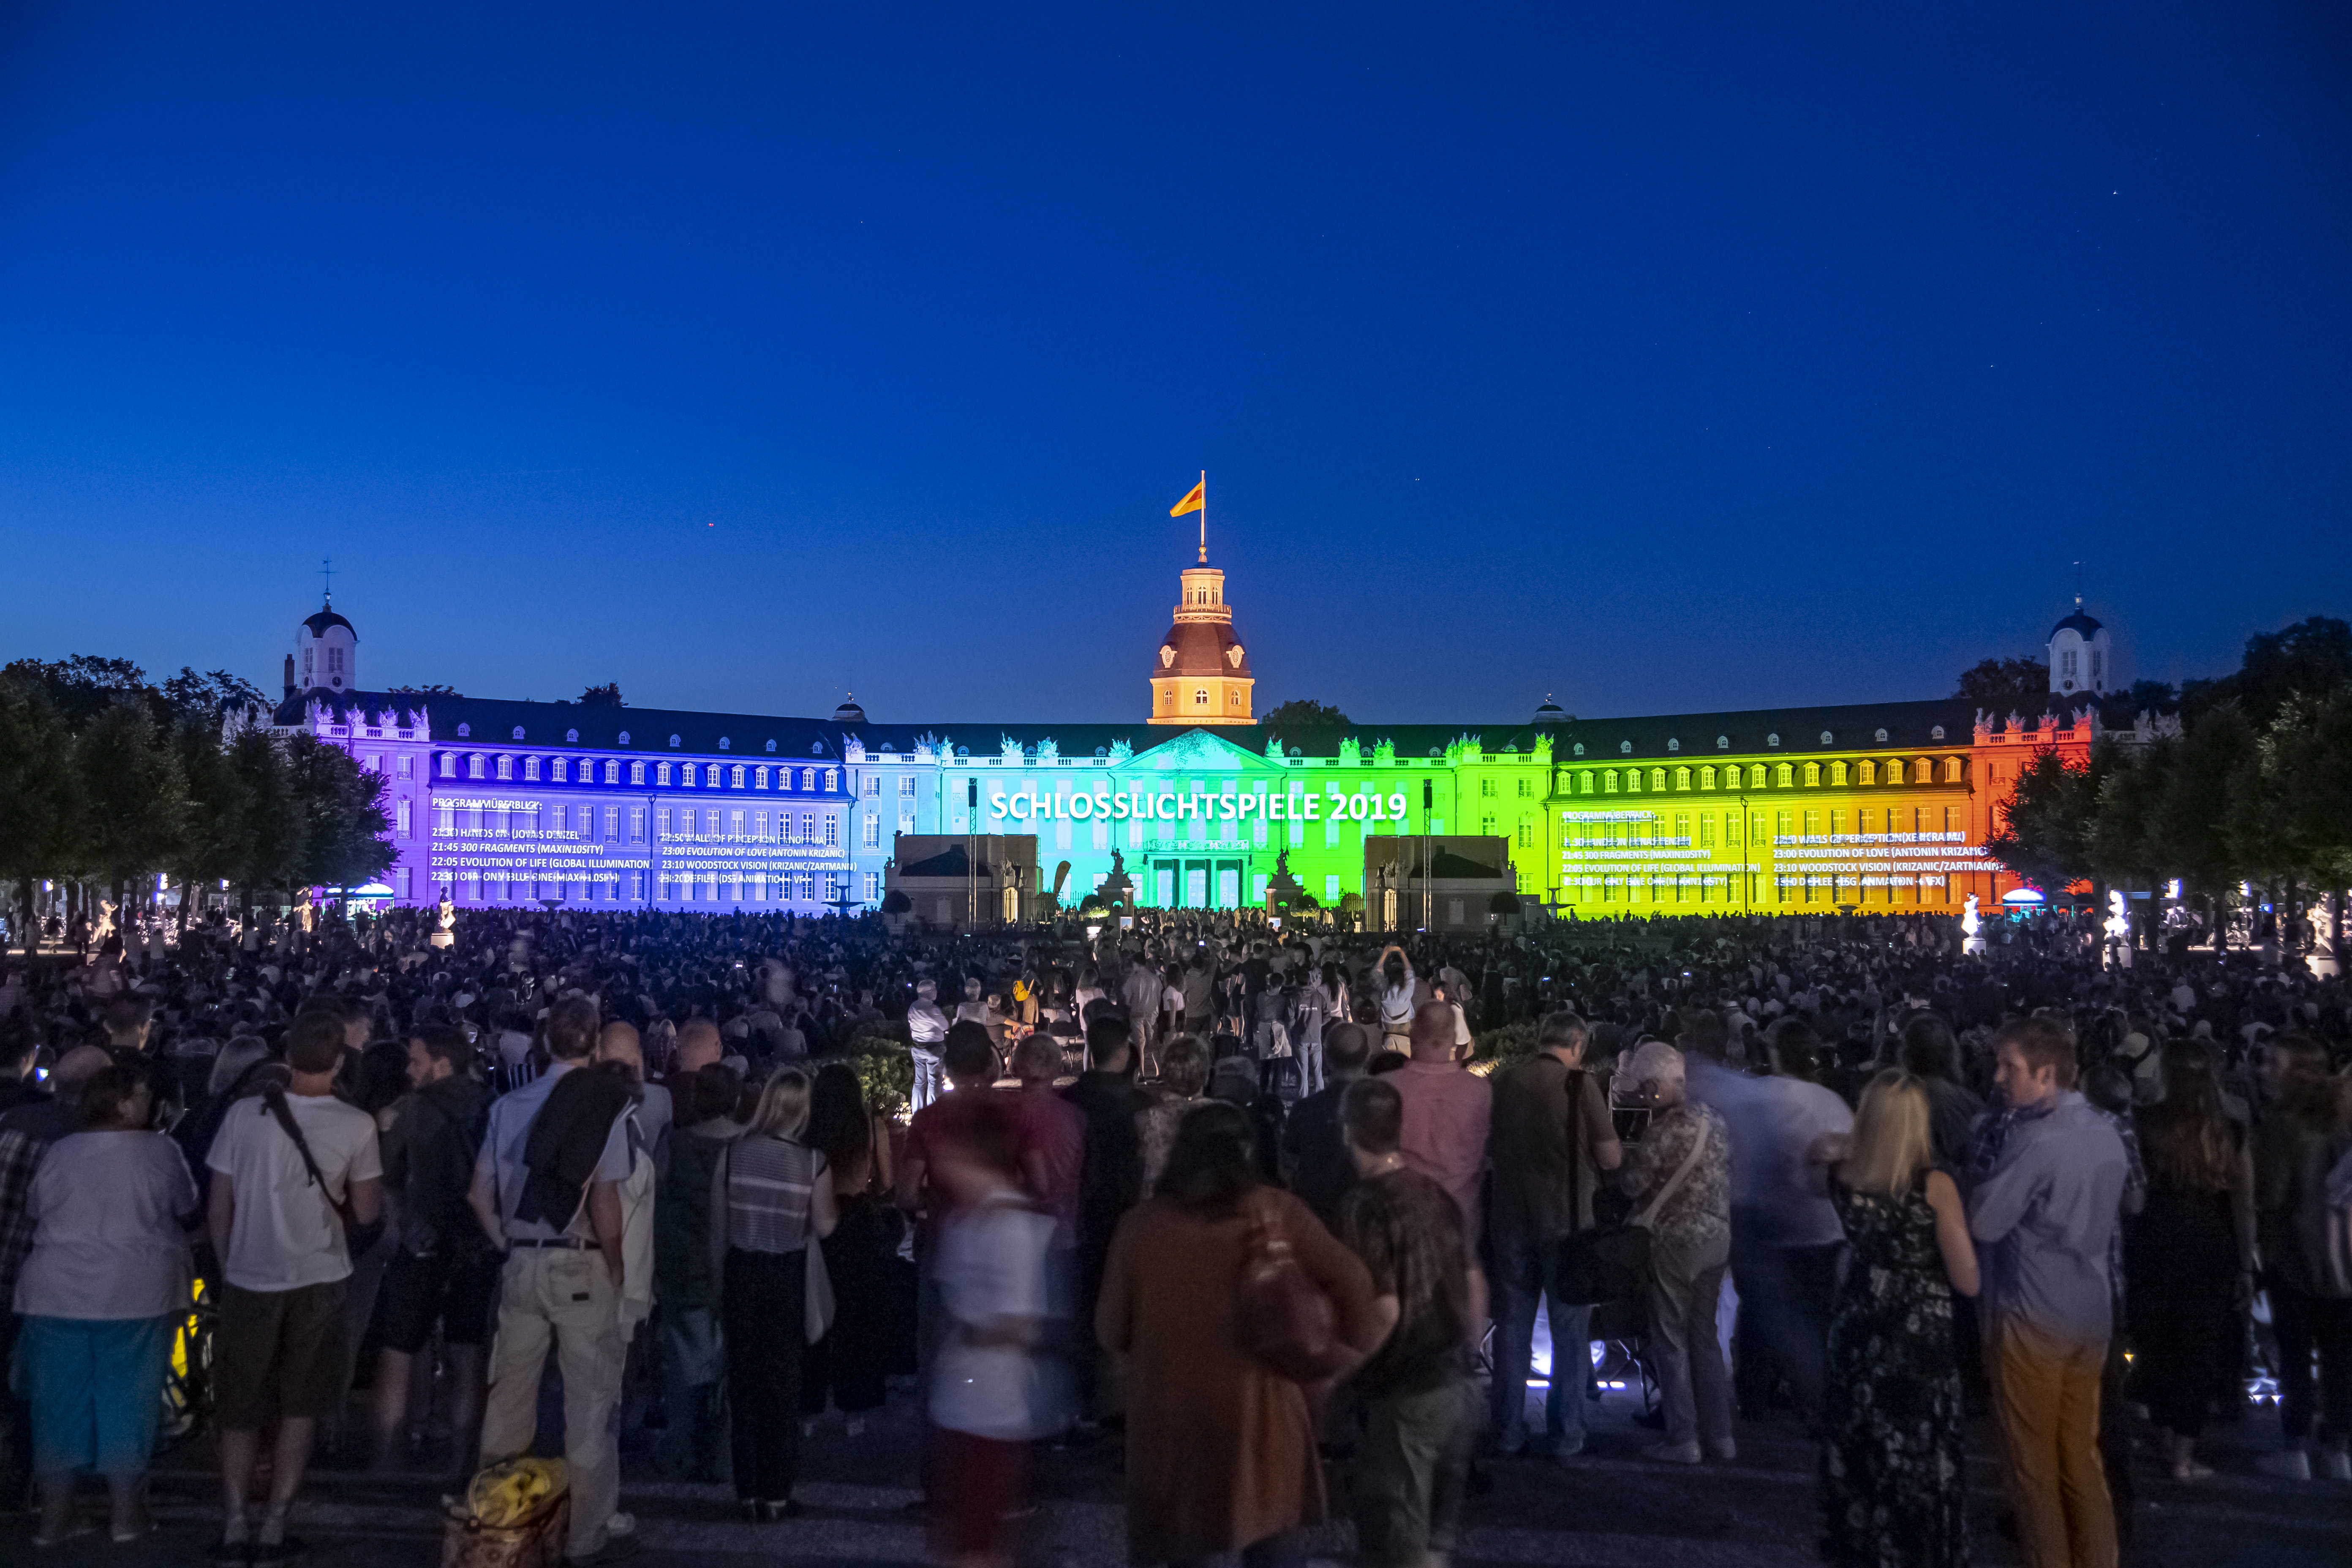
[1553,1084,1710,1308]
[1234,1193,1342,1381]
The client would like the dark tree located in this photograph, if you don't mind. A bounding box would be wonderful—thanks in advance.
[1954,656,2050,719]
[162,667,269,722]
[580,683,625,708]
[1985,746,2105,897]
[1262,698,1351,747]
[2182,615,2352,726]
[1,655,153,731]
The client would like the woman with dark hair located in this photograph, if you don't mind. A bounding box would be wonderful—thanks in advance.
[1097,1102,1379,1567]
[17,1064,196,1545]
[2125,1043,2254,1479]
[1137,1035,1214,1192]
[800,1061,904,1433]
[2250,1034,2352,1481]
[1897,1013,1982,1173]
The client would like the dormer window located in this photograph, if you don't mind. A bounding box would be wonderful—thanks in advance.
[512,727,525,741]
[456,724,471,738]
[1619,741,1632,754]
[765,740,776,753]
[1874,728,1889,743]
[495,755,514,781]
[1766,733,1779,747]
[670,734,681,747]
[566,729,580,743]
[1667,738,1680,752]
[523,757,541,781]
[719,737,731,751]
[617,730,631,745]
[1930,725,1945,741]
[1717,736,1729,749]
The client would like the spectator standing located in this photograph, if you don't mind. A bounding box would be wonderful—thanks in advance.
[1486,1010,1620,1460]
[1279,1021,1372,1231]
[1967,1017,2129,1568]
[1724,1020,1852,1426]
[2248,1033,2352,1481]
[925,1099,1056,1568]
[16,1065,196,1546]
[1137,1035,1214,1193]
[1819,1071,1978,1568]
[1060,1016,1147,1421]
[1096,1102,1379,1568]
[651,1065,743,1481]
[0,1044,110,1506]
[466,998,638,1566]
[1390,1003,1491,1251]
[907,980,950,1112]
[713,1069,837,1519]
[800,1060,901,1435]
[370,1023,495,1472]
[1007,1033,1084,1430]
[1618,1040,1735,1464]
[898,1025,1012,1411]
[205,1011,385,1565]
[1338,1078,1485,1568]
[2123,1044,2254,1480]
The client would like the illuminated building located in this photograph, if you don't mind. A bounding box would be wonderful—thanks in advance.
[270,560,2103,920]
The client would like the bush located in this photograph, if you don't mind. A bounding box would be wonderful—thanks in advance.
[1476,1022,1540,1070]
[848,1030,914,1119]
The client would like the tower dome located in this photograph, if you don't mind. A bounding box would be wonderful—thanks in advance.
[2047,598,2111,699]
[1148,560,1254,727]
[294,598,358,696]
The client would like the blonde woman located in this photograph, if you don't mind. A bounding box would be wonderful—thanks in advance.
[1820,1070,1978,1568]
[712,1069,838,1520]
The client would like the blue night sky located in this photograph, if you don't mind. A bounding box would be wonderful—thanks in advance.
[3,4,2347,726]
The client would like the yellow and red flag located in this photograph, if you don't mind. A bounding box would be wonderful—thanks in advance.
[1169,478,1205,517]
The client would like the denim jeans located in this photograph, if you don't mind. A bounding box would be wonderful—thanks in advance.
[1488,1227,1591,1449]
[910,1048,943,1112]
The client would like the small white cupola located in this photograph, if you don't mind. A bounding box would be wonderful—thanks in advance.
[295,597,358,694]
[2047,597,2111,698]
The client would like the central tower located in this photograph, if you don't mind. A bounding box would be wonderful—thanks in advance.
[1148,558,1255,726]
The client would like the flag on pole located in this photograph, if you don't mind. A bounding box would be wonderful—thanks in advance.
[1169,478,1205,517]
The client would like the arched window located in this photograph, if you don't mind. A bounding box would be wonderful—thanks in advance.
[1775,763,1793,788]
[468,753,485,779]
[1194,688,1209,707]
[1804,762,1822,787]
[824,769,839,792]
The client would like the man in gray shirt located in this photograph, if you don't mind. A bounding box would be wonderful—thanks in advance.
[1967,1016,2128,1568]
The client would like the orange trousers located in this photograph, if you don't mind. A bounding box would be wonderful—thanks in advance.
[1990,1320,2117,1568]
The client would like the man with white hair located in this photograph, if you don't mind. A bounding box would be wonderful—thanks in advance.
[907,979,950,1111]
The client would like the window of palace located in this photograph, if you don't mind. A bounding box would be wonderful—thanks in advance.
[1803,762,1821,786]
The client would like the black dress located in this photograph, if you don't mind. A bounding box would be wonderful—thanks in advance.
[2122,1182,2237,1438]
[1820,1176,1968,1568]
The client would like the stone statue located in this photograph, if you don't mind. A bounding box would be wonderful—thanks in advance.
[430,891,456,948]
[1961,893,1986,955]
[2104,889,2132,968]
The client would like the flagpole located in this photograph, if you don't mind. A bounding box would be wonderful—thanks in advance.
[1198,469,1207,564]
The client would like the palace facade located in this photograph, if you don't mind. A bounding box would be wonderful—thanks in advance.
[272,555,2126,926]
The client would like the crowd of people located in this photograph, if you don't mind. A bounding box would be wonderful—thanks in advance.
[0,898,2347,1568]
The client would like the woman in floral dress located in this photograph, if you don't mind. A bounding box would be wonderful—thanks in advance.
[1821,1070,1980,1568]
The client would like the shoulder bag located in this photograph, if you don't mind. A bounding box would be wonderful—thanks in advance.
[1553,1091,1710,1308]
[260,1086,384,1259]
[1234,1192,1342,1381]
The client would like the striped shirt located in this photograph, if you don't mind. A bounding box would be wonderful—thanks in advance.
[721,1135,825,1254]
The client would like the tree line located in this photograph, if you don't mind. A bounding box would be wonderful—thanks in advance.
[1984,617,2352,947]
[0,656,395,942]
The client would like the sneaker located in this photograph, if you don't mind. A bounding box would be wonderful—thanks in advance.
[2257,1449,2311,1482]
[2319,1448,2352,1483]
[1707,1437,1738,1461]
[1643,1440,1703,1465]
